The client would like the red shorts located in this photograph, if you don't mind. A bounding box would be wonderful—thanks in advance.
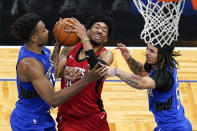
[57,112,110,131]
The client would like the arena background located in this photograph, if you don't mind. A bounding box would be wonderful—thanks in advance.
[1,0,197,130]
[0,0,197,46]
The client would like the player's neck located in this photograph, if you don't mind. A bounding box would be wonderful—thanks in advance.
[92,45,103,53]
[25,42,43,54]
[152,65,159,70]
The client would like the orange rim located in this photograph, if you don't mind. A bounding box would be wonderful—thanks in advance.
[191,0,197,10]
[158,0,181,1]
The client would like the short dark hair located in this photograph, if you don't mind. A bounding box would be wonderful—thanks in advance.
[86,13,114,38]
[11,13,40,43]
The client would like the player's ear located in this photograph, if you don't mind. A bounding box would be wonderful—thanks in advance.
[30,35,38,42]
[87,29,90,35]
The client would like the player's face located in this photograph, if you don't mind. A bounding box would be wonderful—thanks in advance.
[87,22,108,46]
[35,21,49,46]
[145,43,158,65]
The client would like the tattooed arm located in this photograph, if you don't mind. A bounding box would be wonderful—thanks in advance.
[117,43,148,77]
[117,69,155,89]
[51,42,61,64]
[51,42,62,78]
[98,65,155,90]
[126,56,147,76]
[54,46,73,78]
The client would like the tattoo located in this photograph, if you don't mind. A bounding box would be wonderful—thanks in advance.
[125,77,138,87]
[130,74,141,80]
[51,46,62,78]
[55,47,71,78]
[51,46,61,63]
[60,47,69,57]
[127,56,143,75]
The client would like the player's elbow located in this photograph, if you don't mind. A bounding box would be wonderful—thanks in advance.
[48,101,58,108]
[51,104,57,108]
[136,77,155,90]
[45,97,58,108]
[45,100,55,108]
[141,78,155,89]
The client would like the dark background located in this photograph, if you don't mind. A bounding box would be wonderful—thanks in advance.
[0,0,197,46]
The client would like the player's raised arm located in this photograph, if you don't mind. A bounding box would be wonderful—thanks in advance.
[116,43,148,77]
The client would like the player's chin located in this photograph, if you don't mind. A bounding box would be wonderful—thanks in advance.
[146,60,152,64]
[93,37,104,43]
[44,38,48,44]
[41,41,48,46]
[91,39,102,46]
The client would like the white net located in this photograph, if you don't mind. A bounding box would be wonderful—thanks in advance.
[133,0,185,47]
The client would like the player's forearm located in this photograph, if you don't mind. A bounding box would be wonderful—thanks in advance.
[51,44,61,63]
[81,38,93,51]
[54,46,69,78]
[126,56,144,76]
[51,44,62,77]
[50,77,91,107]
[116,69,154,90]
[85,49,100,69]
[54,66,63,78]
[80,38,100,69]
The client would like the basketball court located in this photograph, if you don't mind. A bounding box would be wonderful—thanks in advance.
[0,0,197,130]
[0,47,197,131]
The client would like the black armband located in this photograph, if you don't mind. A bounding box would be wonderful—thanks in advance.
[99,59,108,66]
[85,49,99,69]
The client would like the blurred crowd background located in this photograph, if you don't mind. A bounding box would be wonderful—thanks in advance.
[0,0,197,46]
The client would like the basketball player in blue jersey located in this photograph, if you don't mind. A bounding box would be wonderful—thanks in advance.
[101,43,192,131]
[9,13,106,131]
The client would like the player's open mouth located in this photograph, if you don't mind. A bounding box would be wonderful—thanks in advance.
[146,57,150,61]
[94,34,101,40]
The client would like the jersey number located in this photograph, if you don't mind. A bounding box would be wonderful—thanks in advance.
[176,88,181,110]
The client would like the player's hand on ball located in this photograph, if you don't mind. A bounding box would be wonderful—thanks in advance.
[64,18,88,41]
[53,18,80,46]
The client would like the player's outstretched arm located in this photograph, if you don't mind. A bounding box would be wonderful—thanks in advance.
[18,58,105,108]
[97,64,155,90]
[115,69,155,90]
[117,43,148,77]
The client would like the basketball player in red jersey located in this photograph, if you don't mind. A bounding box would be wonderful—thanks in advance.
[55,13,114,131]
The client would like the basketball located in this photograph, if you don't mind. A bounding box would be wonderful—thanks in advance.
[53,18,80,46]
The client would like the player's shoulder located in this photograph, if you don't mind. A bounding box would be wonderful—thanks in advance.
[19,57,44,72]
[100,50,114,58]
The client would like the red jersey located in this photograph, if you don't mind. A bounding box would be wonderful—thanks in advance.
[58,43,107,119]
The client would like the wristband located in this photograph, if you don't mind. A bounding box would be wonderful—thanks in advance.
[114,68,117,76]
[81,38,90,43]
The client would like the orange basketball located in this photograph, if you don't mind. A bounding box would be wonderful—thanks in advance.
[53,18,80,46]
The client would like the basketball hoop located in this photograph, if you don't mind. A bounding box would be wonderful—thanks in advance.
[133,0,185,47]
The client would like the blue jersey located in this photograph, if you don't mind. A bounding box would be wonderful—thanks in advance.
[10,44,56,131]
[148,67,192,131]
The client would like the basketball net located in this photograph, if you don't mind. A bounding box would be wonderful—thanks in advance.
[133,0,185,47]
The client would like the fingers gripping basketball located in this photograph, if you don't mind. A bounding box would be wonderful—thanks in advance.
[53,18,80,46]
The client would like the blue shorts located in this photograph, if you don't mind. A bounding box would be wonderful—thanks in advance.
[10,108,56,131]
[154,117,192,131]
